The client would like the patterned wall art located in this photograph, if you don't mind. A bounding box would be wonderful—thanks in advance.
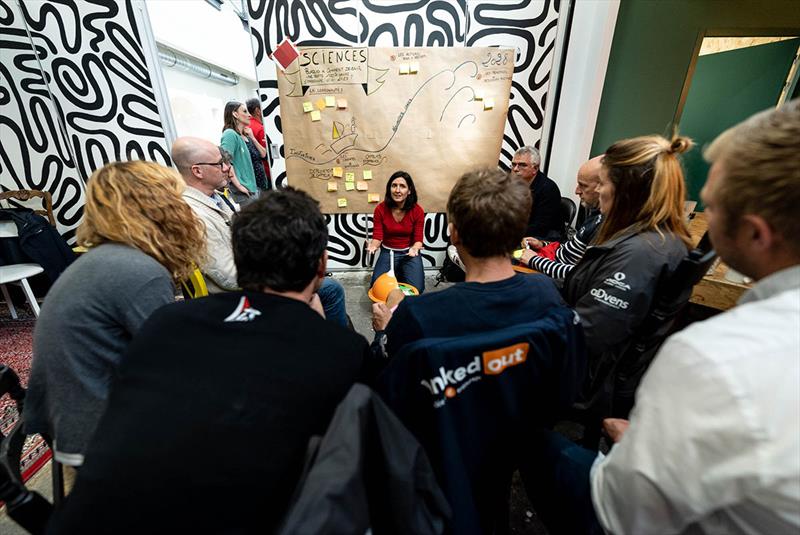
[0,0,170,242]
[248,0,563,268]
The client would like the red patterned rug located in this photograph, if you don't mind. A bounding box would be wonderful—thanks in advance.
[0,314,52,482]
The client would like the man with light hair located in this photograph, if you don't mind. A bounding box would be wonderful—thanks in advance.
[172,136,349,326]
[519,155,603,283]
[511,145,563,240]
[524,100,800,534]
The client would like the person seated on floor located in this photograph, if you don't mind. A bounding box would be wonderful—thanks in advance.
[522,98,800,535]
[372,168,571,359]
[519,156,603,284]
[367,170,426,294]
[562,134,693,446]
[171,136,349,327]
[511,145,563,241]
[23,161,206,469]
[47,189,374,534]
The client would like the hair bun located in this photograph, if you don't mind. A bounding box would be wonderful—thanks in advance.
[669,136,694,155]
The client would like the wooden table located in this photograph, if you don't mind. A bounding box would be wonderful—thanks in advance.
[688,212,752,310]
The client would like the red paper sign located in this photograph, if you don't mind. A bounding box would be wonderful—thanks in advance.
[272,38,299,70]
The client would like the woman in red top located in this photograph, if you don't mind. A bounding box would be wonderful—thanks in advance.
[367,171,425,293]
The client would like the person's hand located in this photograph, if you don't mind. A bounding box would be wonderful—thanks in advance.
[385,288,406,310]
[243,126,254,139]
[372,302,393,331]
[523,237,544,250]
[520,248,536,265]
[366,239,380,255]
[309,294,325,319]
[407,247,419,257]
[602,418,630,443]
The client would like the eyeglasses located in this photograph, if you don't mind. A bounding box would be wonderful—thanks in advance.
[193,160,230,171]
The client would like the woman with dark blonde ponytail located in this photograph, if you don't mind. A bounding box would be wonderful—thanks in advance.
[562,134,693,445]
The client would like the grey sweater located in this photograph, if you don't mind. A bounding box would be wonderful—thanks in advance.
[23,243,174,465]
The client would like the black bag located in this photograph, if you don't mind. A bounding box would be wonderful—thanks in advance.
[435,253,465,285]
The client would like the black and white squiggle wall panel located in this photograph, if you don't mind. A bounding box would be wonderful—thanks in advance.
[248,0,562,269]
[1,0,84,241]
[0,0,169,241]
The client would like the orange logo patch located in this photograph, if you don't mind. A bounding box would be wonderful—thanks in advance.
[444,386,457,398]
[482,343,529,376]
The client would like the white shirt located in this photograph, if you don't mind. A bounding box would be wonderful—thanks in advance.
[591,265,800,534]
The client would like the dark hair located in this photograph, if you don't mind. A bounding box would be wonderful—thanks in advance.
[447,168,531,258]
[232,188,328,292]
[595,135,692,247]
[222,101,244,133]
[246,97,261,116]
[384,170,418,211]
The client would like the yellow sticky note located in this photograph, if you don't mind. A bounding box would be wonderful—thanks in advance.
[409,62,419,74]
[345,182,355,191]
[473,89,484,101]
[356,181,368,191]
[337,98,347,109]
[302,101,313,112]
[362,169,372,180]
[325,96,336,107]
[345,172,355,182]
[368,193,380,203]
[327,181,338,192]
[315,98,326,111]
[310,110,321,121]
[332,167,343,178]
[337,198,348,208]
[399,63,410,75]
[484,98,494,110]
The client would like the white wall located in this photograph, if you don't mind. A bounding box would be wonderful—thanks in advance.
[147,0,258,80]
[162,67,258,142]
[146,0,260,144]
[546,0,620,199]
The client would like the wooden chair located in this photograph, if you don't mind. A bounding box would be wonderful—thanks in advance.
[0,190,55,226]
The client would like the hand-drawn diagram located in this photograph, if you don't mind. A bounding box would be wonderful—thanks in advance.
[277,47,514,213]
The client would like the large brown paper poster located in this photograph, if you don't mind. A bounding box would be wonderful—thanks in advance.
[277,47,514,213]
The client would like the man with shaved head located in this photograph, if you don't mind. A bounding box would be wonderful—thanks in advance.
[518,156,603,283]
[173,136,239,292]
[172,136,351,326]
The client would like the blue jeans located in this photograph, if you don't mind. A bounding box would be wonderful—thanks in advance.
[317,278,348,328]
[370,247,425,294]
[518,429,603,535]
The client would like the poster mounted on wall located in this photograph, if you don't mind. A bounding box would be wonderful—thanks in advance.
[277,47,514,213]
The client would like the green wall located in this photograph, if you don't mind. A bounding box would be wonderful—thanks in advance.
[591,0,800,158]
[680,39,799,205]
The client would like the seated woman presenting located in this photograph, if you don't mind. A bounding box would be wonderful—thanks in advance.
[367,171,425,294]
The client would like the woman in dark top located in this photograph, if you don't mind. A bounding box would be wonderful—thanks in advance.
[562,134,693,443]
[367,171,426,293]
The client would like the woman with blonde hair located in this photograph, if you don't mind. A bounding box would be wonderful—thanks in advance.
[24,160,205,468]
[562,134,693,444]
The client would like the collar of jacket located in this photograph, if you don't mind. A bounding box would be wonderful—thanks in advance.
[183,186,229,213]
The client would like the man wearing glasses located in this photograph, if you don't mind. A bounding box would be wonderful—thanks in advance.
[173,136,239,292]
[511,145,563,241]
[172,137,350,327]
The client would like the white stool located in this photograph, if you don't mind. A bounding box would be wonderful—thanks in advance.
[0,263,44,318]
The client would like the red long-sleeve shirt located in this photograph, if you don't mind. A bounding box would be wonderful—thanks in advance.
[372,202,425,249]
